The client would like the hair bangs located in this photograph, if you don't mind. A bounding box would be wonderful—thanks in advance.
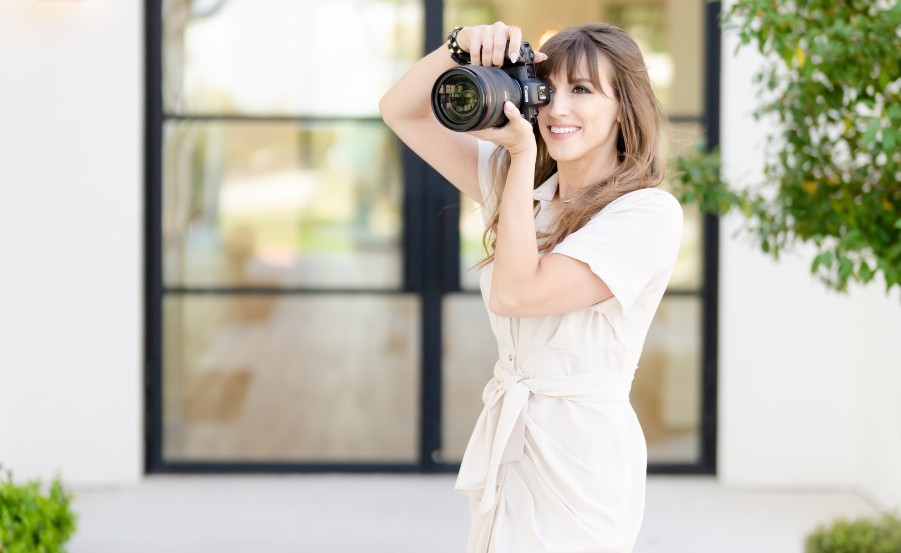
[538,31,607,97]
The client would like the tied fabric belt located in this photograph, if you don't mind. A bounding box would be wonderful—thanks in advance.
[455,362,637,515]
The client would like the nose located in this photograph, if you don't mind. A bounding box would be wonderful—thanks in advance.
[544,90,569,118]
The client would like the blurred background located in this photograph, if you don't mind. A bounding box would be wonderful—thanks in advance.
[0,0,899,550]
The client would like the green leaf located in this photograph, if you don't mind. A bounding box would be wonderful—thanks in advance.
[888,104,901,124]
[861,118,880,146]
[883,128,899,151]
[860,261,874,283]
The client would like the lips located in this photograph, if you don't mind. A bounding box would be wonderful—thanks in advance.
[546,125,581,140]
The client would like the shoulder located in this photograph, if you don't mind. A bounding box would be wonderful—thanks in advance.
[591,187,683,227]
[603,187,681,211]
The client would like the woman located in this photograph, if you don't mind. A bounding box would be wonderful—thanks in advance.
[380,21,683,553]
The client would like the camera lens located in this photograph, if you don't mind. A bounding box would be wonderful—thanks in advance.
[441,74,481,124]
[431,66,522,131]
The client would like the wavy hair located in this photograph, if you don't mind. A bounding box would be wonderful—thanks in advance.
[476,22,667,268]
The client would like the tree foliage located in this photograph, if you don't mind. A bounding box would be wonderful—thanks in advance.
[671,0,901,295]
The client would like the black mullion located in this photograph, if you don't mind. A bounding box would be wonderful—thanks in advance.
[158,461,418,473]
[163,113,704,125]
[667,114,706,125]
[700,0,721,476]
[145,0,164,474]
[440,188,462,293]
[163,287,409,295]
[163,114,385,124]
[418,0,445,472]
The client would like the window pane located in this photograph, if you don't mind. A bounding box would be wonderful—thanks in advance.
[163,0,423,115]
[444,0,704,113]
[657,122,705,291]
[459,196,485,291]
[441,293,497,462]
[163,120,403,289]
[163,294,420,462]
[633,295,702,464]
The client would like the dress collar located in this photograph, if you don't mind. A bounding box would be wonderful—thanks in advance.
[532,172,558,203]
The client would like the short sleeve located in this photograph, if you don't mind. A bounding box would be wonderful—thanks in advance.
[476,139,499,226]
[550,189,684,316]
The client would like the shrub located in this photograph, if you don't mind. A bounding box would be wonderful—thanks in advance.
[0,466,77,553]
[805,511,901,553]
[671,0,901,296]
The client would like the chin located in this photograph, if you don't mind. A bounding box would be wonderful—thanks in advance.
[543,143,581,163]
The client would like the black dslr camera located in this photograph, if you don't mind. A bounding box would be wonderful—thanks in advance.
[431,41,551,131]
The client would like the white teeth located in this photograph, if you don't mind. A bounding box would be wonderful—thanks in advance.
[550,126,579,134]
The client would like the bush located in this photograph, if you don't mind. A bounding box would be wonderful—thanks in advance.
[671,0,901,297]
[805,511,901,553]
[0,466,77,553]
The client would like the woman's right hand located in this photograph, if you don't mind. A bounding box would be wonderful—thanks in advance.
[456,22,547,67]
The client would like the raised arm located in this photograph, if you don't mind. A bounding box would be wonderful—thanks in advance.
[378,23,526,204]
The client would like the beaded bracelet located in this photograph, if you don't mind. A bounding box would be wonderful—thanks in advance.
[447,26,471,65]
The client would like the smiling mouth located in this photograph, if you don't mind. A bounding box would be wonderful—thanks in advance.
[549,126,580,135]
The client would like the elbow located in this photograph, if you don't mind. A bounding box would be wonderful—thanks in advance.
[379,92,406,131]
[489,293,524,318]
[378,95,395,128]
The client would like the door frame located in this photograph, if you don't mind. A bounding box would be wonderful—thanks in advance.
[143,0,720,475]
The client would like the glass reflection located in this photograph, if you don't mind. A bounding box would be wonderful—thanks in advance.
[633,295,702,463]
[163,0,423,115]
[163,120,403,289]
[163,294,420,462]
[441,293,498,461]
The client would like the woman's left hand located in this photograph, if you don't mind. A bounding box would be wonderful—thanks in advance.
[467,101,537,157]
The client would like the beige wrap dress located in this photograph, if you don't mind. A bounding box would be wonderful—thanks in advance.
[455,140,684,553]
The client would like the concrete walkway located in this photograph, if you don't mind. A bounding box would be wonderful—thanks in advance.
[67,474,880,553]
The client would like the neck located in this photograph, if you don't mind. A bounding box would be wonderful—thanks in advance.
[555,149,620,201]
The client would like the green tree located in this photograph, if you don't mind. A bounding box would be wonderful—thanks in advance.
[671,0,901,295]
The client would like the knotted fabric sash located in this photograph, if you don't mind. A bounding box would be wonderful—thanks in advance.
[455,362,637,515]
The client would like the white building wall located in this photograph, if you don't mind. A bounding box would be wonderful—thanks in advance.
[0,0,143,485]
[718,0,901,509]
[856,281,901,509]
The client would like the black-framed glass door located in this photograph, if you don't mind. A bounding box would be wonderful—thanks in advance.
[146,0,719,474]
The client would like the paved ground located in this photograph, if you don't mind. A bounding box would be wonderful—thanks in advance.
[67,474,880,553]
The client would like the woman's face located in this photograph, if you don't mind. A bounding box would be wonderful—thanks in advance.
[536,53,621,165]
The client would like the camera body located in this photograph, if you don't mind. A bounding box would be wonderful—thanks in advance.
[431,41,551,132]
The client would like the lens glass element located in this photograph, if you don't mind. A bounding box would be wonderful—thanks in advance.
[440,75,482,124]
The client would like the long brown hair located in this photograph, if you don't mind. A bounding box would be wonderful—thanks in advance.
[476,22,666,268]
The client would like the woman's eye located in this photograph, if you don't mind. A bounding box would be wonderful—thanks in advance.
[573,86,590,93]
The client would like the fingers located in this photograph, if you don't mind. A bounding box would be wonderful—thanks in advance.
[468,22,524,67]
[491,22,509,66]
[476,23,501,66]
[503,100,525,122]
[507,26,523,64]
[468,30,483,67]
[534,51,548,63]
[466,101,535,155]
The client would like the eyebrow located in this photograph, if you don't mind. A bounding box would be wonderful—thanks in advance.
[548,76,594,86]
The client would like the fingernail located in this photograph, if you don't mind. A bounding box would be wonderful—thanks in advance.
[510,52,519,63]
